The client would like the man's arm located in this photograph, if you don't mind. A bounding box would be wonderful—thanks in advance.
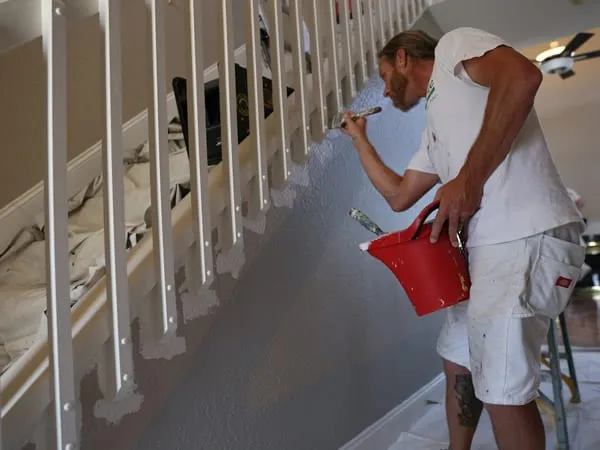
[460,45,543,187]
[430,45,543,244]
[352,134,439,212]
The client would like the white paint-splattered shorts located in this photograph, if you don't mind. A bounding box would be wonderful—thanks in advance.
[436,221,586,406]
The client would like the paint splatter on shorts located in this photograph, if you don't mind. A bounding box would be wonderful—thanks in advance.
[436,221,585,405]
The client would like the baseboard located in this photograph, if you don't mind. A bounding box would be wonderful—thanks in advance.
[339,373,445,450]
[0,44,247,254]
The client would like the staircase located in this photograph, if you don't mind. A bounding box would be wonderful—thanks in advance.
[0,1,440,449]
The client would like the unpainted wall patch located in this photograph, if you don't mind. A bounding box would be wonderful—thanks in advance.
[310,138,336,167]
[138,291,187,360]
[139,336,186,361]
[287,161,310,187]
[270,185,297,209]
[93,390,145,425]
[28,404,52,450]
[243,203,270,235]
[179,280,220,322]
[215,240,246,279]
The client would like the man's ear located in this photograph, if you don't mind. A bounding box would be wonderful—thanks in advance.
[395,48,407,69]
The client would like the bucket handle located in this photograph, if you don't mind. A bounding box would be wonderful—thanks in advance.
[409,201,469,266]
[409,201,441,240]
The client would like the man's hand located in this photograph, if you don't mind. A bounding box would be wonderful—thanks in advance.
[341,111,368,142]
[430,173,483,246]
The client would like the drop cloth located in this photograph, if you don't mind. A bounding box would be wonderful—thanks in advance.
[390,351,600,450]
[0,120,191,373]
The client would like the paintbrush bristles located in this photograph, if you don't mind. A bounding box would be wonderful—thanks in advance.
[330,106,383,129]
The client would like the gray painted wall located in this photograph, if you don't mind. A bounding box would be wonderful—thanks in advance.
[69,77,446,450]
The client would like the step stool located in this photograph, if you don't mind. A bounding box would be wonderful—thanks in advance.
[536,312,580,450]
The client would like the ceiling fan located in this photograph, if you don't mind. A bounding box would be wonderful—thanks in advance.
[532,31,600,79]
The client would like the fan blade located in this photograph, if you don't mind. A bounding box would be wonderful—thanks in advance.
[559,69,576,79]
[573,50,600,61]
[560,32,594,56]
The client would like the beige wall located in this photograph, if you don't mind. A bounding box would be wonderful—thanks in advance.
[540,101,600,221]
[0,0,246,210]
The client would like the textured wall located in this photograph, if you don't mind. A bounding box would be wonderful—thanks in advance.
[65,77,446,450]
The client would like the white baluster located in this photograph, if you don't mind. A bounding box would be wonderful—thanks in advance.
[41,1,78,448]
[187,0,214,285]
[339,0,355,101]
[387,0,395,36]
[246,0,270,215]
[395,0,404,32]
[305,0,327,133]
[146,0,177,338]
[218,0,243,248]
[324,0,342,113]
[267,0,292,185]
[377,0,386,46]
[99,0,135,399]
[354,0,368,88]
[364,0,378,76]
[404,0,412,29]
[289,0,310,161]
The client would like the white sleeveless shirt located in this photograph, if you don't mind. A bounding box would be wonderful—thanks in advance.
[407,27,583,247]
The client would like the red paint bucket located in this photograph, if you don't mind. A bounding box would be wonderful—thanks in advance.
[362,202,471,316]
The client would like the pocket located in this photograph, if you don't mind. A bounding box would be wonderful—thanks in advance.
[527,234,585,318]
[467,239,533,319]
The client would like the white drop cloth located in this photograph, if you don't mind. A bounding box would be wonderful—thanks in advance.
[0,121,191,373]
[390,351,600,450]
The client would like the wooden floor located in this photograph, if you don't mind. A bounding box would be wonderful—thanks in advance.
[561,288,600,347]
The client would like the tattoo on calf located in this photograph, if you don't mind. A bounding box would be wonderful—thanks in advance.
[454,374,483,428]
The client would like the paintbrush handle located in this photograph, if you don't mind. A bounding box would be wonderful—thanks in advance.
[331,106,383,129]
[349,208,386,236]
[349,106,382,121]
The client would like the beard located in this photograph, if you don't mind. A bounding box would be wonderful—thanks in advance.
[389,70,418,112]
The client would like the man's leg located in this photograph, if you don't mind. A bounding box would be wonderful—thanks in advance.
[463,231,558,450]
[436,301,480,449]
[485,402,545,450]
[443,359,483,450]
[468,313,550,450]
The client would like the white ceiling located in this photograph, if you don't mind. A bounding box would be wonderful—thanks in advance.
[428,0,600,119]
[429,0,600,49]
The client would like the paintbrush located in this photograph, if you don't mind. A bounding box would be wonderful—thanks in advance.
[349,208,386,236]
[330,106,383,129]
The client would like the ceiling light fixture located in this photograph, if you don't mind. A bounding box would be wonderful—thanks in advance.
[535,42,566,62]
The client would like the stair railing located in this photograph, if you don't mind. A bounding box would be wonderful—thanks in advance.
[0,1,436,449]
